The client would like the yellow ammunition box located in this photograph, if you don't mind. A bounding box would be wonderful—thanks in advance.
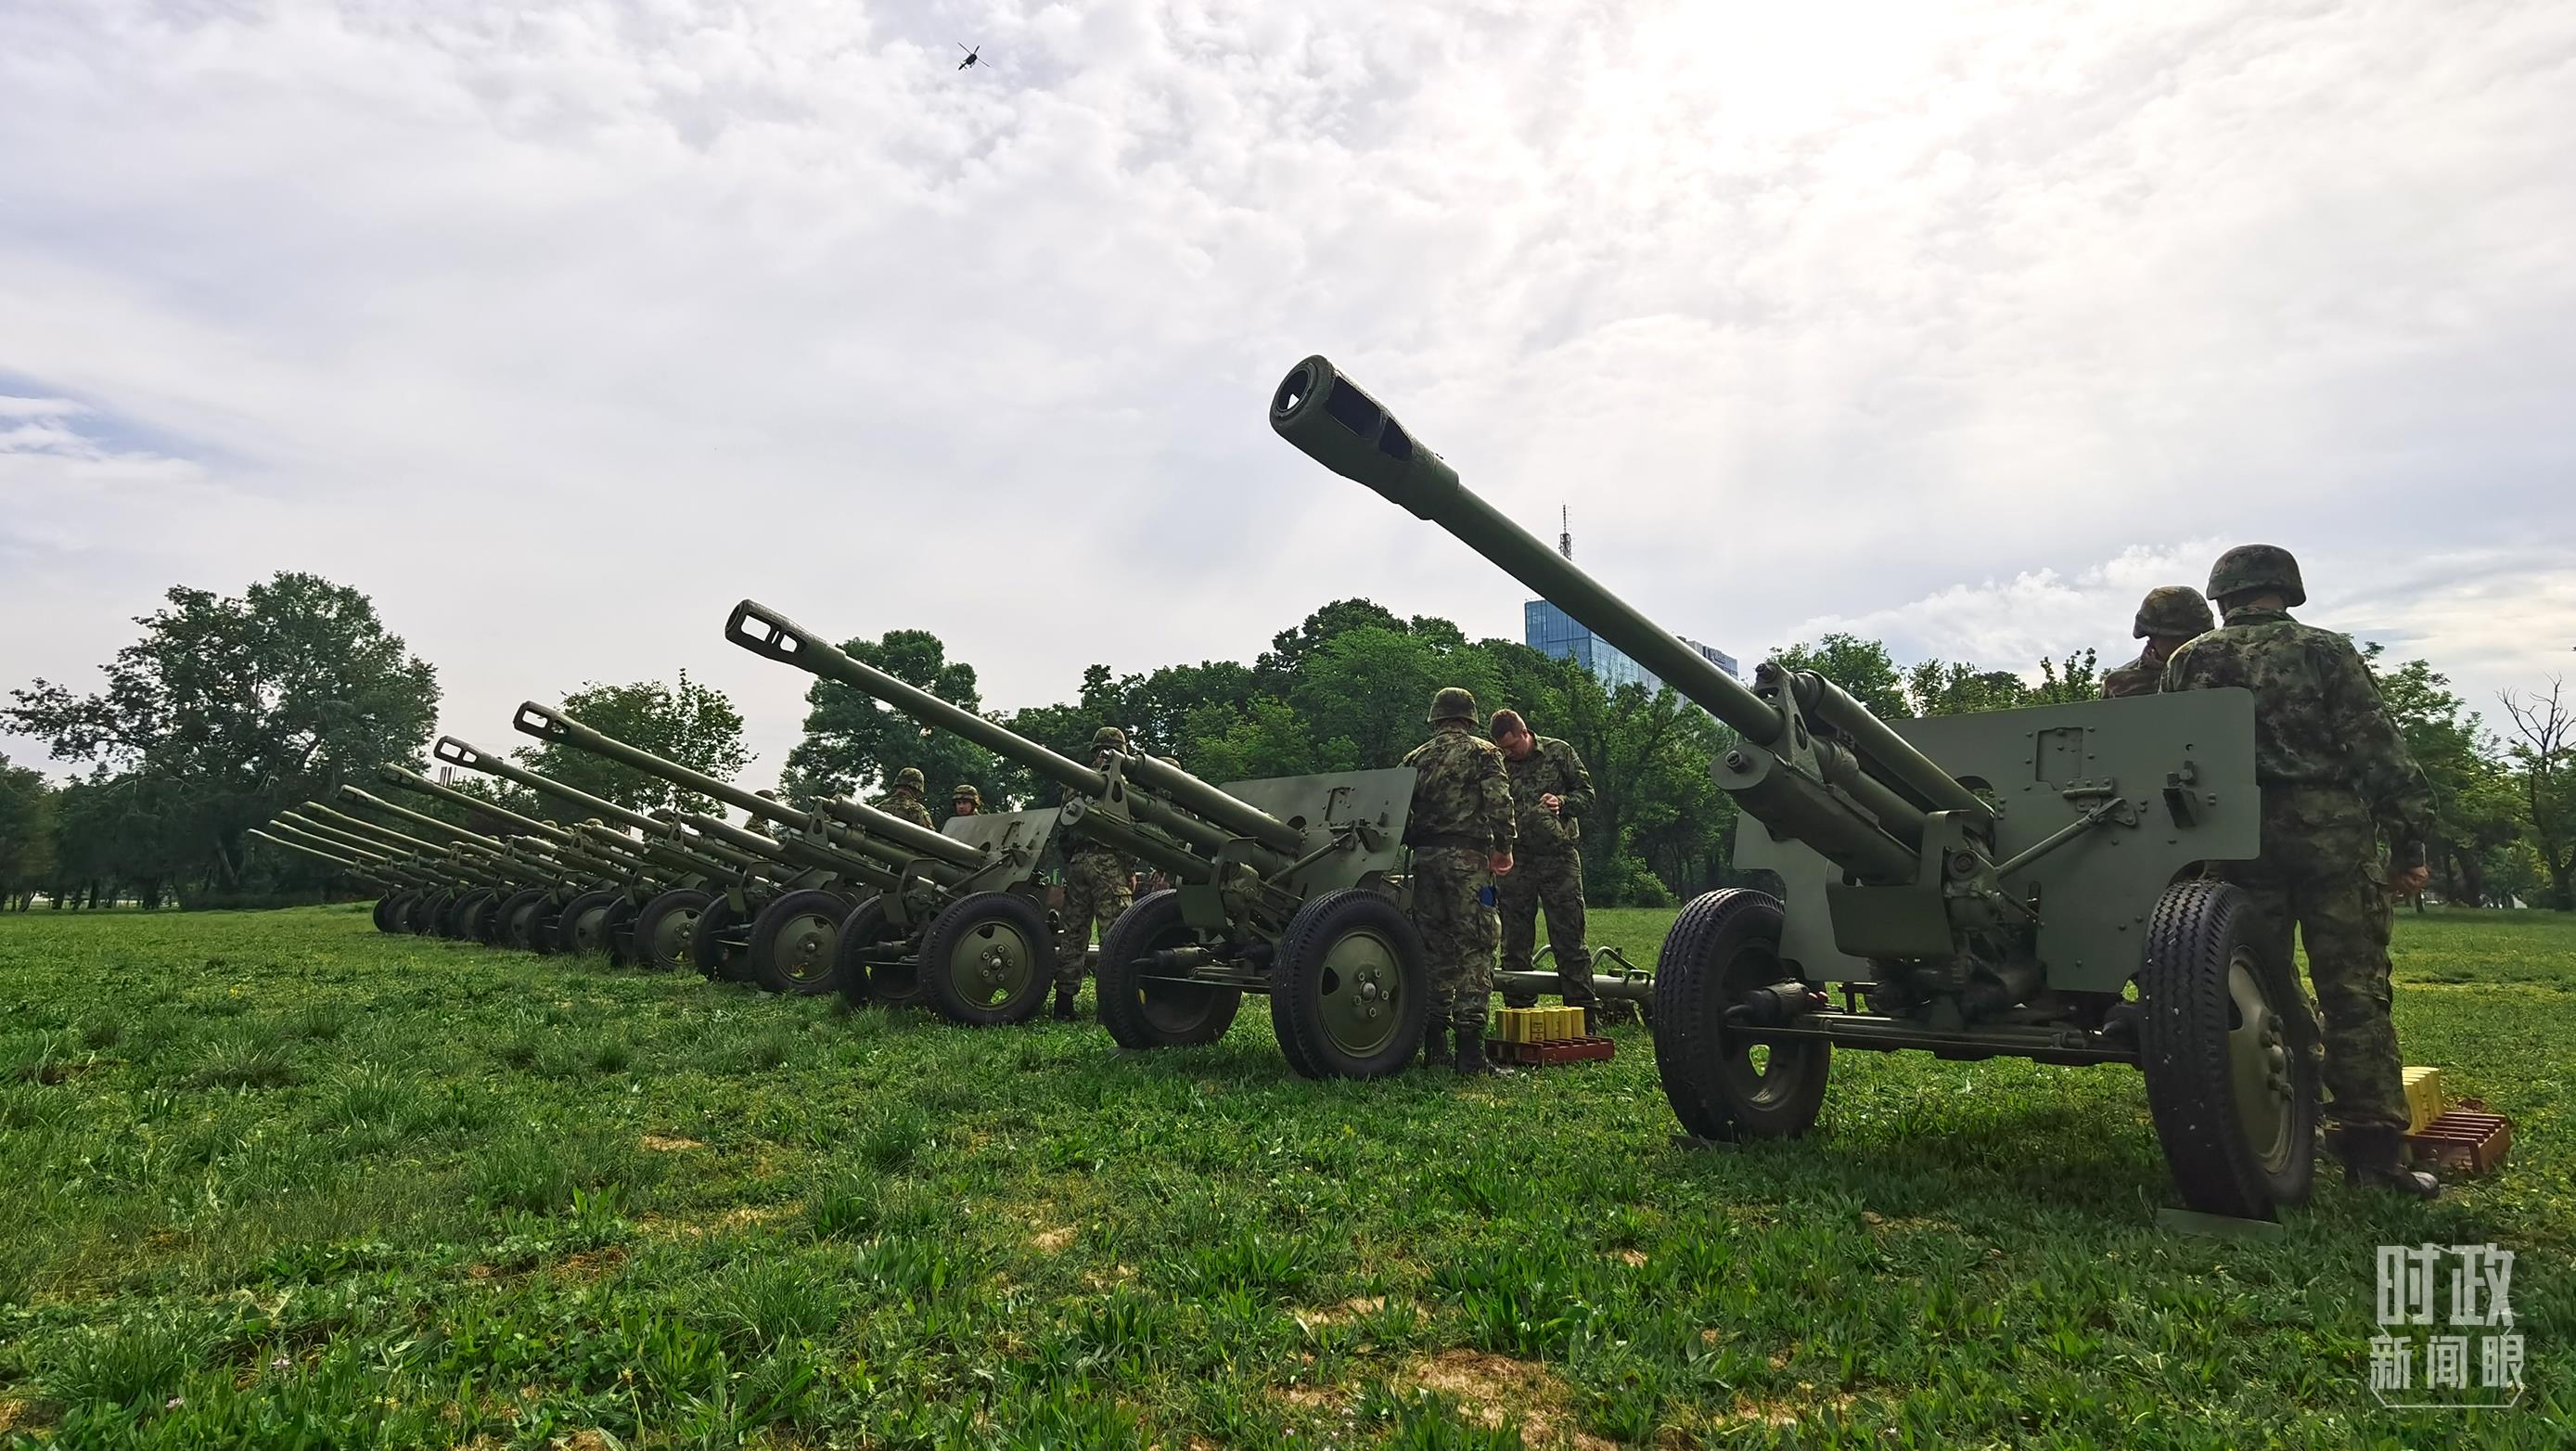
[2403,1067,2445,1135]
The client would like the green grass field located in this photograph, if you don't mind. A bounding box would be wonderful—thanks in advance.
[0,905,2567,1448]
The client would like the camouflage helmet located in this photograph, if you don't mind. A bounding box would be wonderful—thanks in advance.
[1427,686,1480,724]
[1090,726,1129,752]
[2133,585,2215,640]
[1156,755,1181,770]
[2207,545,2305,608]
[951,783,981,805]
[894,767,926,792]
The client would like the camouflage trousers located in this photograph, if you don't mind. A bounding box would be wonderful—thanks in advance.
[1496,851,1594,1008]
[2218,787,2406,1135]
[1410,844,1499,1030]
[1055,851,1133,991]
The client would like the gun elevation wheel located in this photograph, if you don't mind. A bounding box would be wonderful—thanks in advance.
[1096,890,1244,1050]
[2137,880,2316,1221]
[633,888,712,971]
[922,892,1057,1025]
[831,896,919,1007]
[599,895,643,966]
[555,889,621,956]
[749,889,854,995]
[1651,889,1830,1141]
[494,888,550,950]
[1270,889,1428,1080]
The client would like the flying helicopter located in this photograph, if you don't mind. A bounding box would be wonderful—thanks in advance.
[956,43,984,71]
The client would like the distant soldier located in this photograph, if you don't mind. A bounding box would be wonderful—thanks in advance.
[1403,687,1517,1075]
[2163,545,2441,1198]
[871,767,936,829]
[1053,727,1137,1020]
[1489,710,1602,1030]
[950,783,985,817]
[2102,586,2214,700]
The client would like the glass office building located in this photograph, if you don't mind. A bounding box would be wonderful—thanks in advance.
[1525,601,1739,692]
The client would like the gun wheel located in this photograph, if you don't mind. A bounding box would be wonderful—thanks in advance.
[831,896,917,1008]
[524,894,570,955]
[1096,890,1244,1050]
[494,888,550,951]
[405,892,448,936]
[632,888,712,971]
[689,897,757,982]
[448,889,497,941]
[1651,889,1830,1141]
[598,895,642,966]
[2138,880,2316,1221]
[469,890,511,944]
[924,892,1058,1026]
[1271,889,1429,1081]
[371,894,402,932]
[555,889,621,956]
[749,889,855,995]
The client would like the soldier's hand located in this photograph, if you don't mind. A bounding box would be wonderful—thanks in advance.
[1540,792,1561,815]
[1489,850,1515,875]
[2391,864,2430,896]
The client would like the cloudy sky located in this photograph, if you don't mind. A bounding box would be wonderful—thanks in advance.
[6,0,2571,788]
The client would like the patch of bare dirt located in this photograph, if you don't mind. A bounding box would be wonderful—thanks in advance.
[1031,1226,1075,1252]
[1724,1386,1857,1429]
[1289,1296,1390,1335]
[639,1134,704,1152]
[556,1431,622,1451]
[1,1399,58,1435]
[1410,1349,1602,1447]
[1614,1248,1648,1267]
[555,1247,627,1279]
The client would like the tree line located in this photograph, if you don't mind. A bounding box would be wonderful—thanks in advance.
[6,574,2570,911]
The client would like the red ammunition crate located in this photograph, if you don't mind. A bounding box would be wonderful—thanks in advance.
[1487,1034,1616,1067]
[2407,1108,2511,1176]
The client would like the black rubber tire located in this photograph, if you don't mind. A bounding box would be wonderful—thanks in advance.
[372,893,404,933]
[553,889,622,956]
[633,888,713,972]
[494,888,551,951]
[922,892,1058,1026]
[747,889,856,995]
[1095,890,1243,1051]
[1650,890,1831,1142]
[404,892,447,935]
[599,895,643,967]
[1268,889,1428,1081]
[445,889,493,940]
[2137,880,2318,1220]
[689,896,754,981]
[459,889,503,944]
[831,896,919,1008]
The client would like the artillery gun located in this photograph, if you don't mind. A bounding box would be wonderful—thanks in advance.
[726,601,1431,1078]
[504,703,1059,1021]
[1275,356,2311,1220]
[271,804,494,934]
[369,766,608,945]
[417,742,775,964]
[290,796,577,944]
[248,827,405,925]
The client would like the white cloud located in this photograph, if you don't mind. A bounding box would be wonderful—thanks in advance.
[3,0,2571,782]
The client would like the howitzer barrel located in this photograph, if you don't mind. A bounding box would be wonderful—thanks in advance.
[727,600,1107,799]
[432,737,663,836]
[265,818,384,864]
[379,766,572,842]
[812,797,982,874]
[1270,355,1992,878]
[297,803,444,858]
[511,704,796,831]
[250,828,365,871]
[727,600,1296,858]
[338,785,502,850]
[679,813,903,892]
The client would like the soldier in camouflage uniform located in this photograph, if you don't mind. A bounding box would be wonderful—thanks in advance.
[1403,687,1518,1076]
[1488,710,1603,1029]
[870,767,936,830]
[2162,544,2441,1198]
[950,783,985,817]
[2102,586,2214,700]
[1053,726,1137,1021]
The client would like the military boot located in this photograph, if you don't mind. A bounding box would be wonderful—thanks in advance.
[1052,985,1079,1021]
[1455,1022,1502,1077]
[2339,1128,2441,1200]
[1577,1001,1598,1038]
[1422,1025,1449,1069]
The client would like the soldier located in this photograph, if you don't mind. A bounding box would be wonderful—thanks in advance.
[1403,687,1517,1075]
[2162,545,2441,1199]
[2102,586,2215,699]
[949,783,985,817]
[1489,710,1603,1030]
[1053,726,1137,1021]
[870,767,936,830]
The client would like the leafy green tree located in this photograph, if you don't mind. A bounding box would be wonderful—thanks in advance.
[518,671,750,818]
[2500,680,2575,910]
[0,755,56,909]
[1906,661,2031,717]
[1769,634,1908,717]
[5,572,438,896]
[2370,649,2521,906]
[2029,648,2102,705]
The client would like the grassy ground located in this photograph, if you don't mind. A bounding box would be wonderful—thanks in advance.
[0,905,2567,1449]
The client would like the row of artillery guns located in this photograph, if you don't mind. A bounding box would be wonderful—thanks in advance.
[255,606,1634,1078]
[261,350,2315,1222]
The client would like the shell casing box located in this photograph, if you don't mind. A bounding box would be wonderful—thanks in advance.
[1496,1008,1532,1043]
[2403,1067,2445,1135]
[1556,1007,1581,1041]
